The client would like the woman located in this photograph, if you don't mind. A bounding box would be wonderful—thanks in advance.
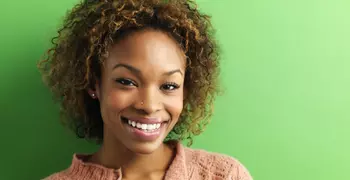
[39,0,252,179]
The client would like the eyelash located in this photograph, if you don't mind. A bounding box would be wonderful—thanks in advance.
[115,78,137,87]
[161,82,180,91]
[115,78,180,91]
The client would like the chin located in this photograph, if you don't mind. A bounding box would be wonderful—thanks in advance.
[125,140,165,154]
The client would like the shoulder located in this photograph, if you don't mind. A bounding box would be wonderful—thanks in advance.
[183,147,253,180]
[42,170,70,180]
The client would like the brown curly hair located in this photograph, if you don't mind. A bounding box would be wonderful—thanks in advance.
[38,0,220,146]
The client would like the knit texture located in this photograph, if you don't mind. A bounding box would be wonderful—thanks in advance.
[43,142,252,180]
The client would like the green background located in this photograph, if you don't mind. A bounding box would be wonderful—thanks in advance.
[1,0,349,179]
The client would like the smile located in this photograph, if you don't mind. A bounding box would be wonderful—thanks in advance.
[121,116,167,141]
[127,119,161,132]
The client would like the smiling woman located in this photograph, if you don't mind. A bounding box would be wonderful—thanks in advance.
[38,0,252,179]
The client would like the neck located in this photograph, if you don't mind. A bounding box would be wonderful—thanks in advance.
[88,134,175,178]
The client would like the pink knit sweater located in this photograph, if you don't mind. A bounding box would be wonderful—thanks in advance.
[44,142,252,180]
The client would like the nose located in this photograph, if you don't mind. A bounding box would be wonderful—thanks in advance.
[134,86,162,114]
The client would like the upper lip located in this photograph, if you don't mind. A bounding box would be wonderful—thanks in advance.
[123,116,164,124]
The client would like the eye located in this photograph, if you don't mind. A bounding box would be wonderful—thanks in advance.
[115,78,137,86]
[161,82,180,91]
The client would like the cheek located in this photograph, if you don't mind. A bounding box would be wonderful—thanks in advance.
[165,95,184,120]
[101,89,134,117]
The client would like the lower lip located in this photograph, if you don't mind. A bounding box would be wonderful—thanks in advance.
[124,122,166,141]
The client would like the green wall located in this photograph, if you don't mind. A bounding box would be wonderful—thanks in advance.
[1,0,349,179]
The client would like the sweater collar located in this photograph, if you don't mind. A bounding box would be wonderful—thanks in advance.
[68,141,188,180]
[164,141,188,180]
[69,153,122,179]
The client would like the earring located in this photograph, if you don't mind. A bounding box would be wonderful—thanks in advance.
[140,101,144,105]
[91,93,96,98]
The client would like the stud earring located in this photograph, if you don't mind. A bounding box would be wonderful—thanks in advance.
[91,93,96,98]
[140,101,144,105]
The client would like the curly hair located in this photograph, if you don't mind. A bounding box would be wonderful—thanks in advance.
[38,0,220,146]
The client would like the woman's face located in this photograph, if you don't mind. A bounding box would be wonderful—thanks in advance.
[94,29,186,154]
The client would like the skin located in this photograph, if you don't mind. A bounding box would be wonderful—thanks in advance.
[87,29,186,180]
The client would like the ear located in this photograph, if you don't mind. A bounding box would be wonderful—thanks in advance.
[87,80,101,99]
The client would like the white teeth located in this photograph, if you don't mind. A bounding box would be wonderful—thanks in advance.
[125,118,162,131]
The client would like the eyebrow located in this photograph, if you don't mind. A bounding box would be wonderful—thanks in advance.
[113,63,183,76]
[113,64,141,75]
[164,69,183,76]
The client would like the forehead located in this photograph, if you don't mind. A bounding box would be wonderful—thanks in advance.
[104,29,186,73]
